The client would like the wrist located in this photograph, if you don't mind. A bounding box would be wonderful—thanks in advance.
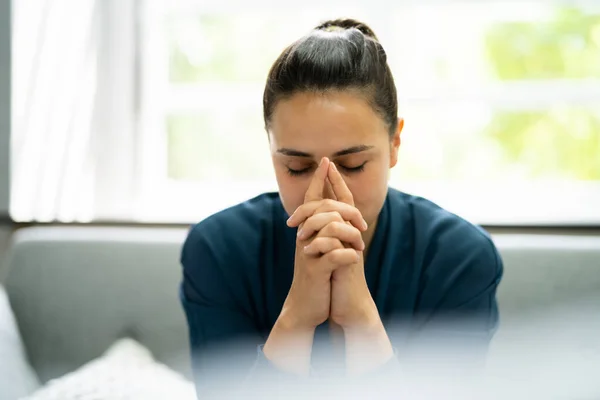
[263,309,316,376]
[342,307,394,376]
[340,299,381,334]
[278,306,319,334]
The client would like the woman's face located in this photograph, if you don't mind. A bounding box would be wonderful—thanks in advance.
[268,90,402,227]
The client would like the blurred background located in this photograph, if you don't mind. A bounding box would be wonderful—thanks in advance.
[1,0,599,399]
[4,0,600,225]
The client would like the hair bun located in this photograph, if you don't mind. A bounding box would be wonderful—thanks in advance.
[315,18,379,41]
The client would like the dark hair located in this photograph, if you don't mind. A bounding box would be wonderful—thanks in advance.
[263,18,398,136]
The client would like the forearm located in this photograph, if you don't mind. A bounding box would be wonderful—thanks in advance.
[263,309,316,376]
[343,308,394,376]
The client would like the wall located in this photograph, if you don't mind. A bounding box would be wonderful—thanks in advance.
[0,224,12,283]
[0,0,11,216]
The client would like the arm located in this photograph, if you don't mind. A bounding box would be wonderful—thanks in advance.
[342,312,396,376]
[180,226,308,397]
[183,158,366,393]
[262,308,315,375]
[342,226,502,379]
[406,228,503,370]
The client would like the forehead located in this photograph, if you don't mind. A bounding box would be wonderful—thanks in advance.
[269,91,388,148]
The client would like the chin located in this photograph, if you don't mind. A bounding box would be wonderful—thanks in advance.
[358,196,387,225]
[277,194,299,218]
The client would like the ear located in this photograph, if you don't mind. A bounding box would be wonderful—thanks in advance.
[389,118,403,168]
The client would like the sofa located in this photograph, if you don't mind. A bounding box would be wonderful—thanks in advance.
[1,225,600,398]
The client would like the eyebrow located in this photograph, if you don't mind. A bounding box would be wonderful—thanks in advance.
[277,145,374,158]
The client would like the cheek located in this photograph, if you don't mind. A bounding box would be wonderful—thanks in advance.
[347,166,389,223]
[274,169,309,216]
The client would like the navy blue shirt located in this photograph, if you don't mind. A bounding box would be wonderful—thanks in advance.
[180,188,503,393]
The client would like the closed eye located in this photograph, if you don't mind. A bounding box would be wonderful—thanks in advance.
[286,167,312,176]
[286,162,367,177]
[338,162,366,174]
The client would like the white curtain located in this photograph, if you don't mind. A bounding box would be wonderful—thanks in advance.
[11,0,137,223]
[11,0,98,222]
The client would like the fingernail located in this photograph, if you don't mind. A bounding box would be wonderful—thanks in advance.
[303,245,311,253]
[331,162,337,172]
[362,219,368,230]
[297,229,304,239]
[319,157,325,167]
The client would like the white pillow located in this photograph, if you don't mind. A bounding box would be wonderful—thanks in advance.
[0,285,40,399]
[22,338,196,400]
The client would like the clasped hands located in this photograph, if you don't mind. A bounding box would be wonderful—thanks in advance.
[283,157,379,332]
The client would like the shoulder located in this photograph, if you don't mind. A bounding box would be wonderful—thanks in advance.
[179,192,284,310]
[181,192,282,267]
[387,190,502,327]
[389,188,498,255]
[389,188,502,281]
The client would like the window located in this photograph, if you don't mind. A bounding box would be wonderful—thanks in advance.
[11,0,600,225]
[134,0,600,225]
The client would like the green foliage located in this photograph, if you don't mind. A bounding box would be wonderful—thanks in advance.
[484,7,600,180]
[485,7,600,79]
[485,109,600,180]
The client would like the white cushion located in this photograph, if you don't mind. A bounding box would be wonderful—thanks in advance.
[0,285,40,399]
[22,338,196,400]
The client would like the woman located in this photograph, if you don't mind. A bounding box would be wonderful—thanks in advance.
[180,18,503,395]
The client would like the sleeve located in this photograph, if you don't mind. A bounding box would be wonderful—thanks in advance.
[408,224,504,370]
[180,224,300,397]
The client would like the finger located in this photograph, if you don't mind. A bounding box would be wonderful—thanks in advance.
[297,211,344,241]
[324,248,361,267]
[328,162,354,205]
[303,237,344,256]
[288,200,368,231]
[317,221,365,251]
[323,177,337,201]
[303,157,330,203]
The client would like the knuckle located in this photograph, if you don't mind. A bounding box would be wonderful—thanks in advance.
[309,213,326,227]
[322,211,342,224]
[307,214,320,226]
[295,204,307,214]
[329,222,343,236]
[350,226,362,239]
[327,250,342,264]
[323,199,336,208]
[328,248,350,264]
[312,237,326,249]
[315,204,327,215]
[331,238,344,249]
[341,221,355,235]
[318,223,332,236]
[346,209,358,221]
